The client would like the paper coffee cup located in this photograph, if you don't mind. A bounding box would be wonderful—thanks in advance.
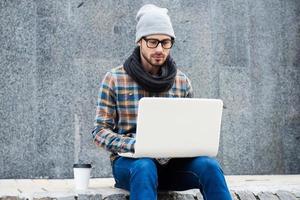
[73,164,92,191]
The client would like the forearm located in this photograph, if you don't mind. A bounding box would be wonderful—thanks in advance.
[92,127,135,153]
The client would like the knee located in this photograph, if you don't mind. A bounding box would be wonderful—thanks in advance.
[194,156,222,174]
[131,158,157,177]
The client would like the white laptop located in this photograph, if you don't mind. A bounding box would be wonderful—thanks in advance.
[119,97,223,158]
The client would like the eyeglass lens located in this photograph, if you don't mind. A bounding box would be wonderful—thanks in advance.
[144,38,173,49]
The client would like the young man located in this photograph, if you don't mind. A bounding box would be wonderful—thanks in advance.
[92,4,232,200]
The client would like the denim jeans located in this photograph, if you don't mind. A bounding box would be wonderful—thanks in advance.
[112,156,232,200]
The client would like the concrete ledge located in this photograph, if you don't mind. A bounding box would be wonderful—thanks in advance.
[0,175,299,200]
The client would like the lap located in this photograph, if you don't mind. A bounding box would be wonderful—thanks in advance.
[113,157,157,172]
[112,156,220,191]
[159,156,218,190]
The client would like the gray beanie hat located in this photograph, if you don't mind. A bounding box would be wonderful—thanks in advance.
[135,4,175,43]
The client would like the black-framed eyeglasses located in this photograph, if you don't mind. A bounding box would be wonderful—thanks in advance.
[142,37,174,49]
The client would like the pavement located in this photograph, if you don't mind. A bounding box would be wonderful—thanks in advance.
[0,175,299,200]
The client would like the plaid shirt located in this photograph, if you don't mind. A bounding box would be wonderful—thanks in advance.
[91,65,193,162]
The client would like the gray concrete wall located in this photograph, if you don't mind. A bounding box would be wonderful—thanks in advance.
[0,0,299,178]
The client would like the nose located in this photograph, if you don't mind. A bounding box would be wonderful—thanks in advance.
[155,43,163,52]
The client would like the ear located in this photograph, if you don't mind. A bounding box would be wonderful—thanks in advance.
[137,40,142,46]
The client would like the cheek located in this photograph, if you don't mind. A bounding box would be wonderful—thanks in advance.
[163,50,170,57]
[165,49,170,54]
[143,49,153,57]
[141,48,153,59]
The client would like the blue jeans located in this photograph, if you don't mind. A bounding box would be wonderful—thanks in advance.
[112,156,232,200]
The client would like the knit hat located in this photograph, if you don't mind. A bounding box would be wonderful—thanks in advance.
[135,4,175,43]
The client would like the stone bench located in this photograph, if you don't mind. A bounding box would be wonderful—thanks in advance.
[1,191,300,200]
[0,176,299,200]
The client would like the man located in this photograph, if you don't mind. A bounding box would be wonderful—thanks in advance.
[92,4,232,200]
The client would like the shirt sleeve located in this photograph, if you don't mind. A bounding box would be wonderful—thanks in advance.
[91,72,135,153]
[186,76,194,98]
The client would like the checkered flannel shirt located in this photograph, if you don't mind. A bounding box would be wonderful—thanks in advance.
[91,65,193,162]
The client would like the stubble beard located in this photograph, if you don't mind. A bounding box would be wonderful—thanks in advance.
[141,50,166,68]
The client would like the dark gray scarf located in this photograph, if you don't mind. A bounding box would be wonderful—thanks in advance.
[123,47,177,93]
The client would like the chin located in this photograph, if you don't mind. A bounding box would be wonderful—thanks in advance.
[152,60,166,66]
